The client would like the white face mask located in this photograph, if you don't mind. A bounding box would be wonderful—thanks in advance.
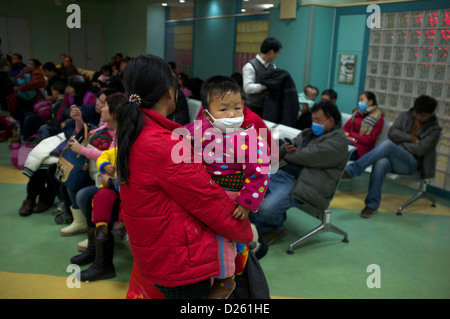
[205,109,244,133]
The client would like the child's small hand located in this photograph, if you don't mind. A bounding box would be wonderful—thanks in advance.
[104,164,116,176]
[232,204,250,220]
[100,173,111,187]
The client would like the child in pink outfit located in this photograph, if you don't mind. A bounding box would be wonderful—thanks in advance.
[185,76,270,299]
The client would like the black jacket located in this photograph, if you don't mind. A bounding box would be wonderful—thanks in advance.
[260,68,299,128]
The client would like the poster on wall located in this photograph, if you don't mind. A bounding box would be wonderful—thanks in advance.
[338,54,356,84]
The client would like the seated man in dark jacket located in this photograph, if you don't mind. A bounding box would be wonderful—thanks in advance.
[344,95,442,218]
[250,100,348,246]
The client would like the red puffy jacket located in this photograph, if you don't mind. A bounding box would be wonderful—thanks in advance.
[120,108,253,288]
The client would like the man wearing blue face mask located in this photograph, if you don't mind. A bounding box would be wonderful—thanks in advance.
[249,101,348,246]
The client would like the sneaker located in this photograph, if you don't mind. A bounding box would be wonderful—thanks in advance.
[55,211,73,224]
[51,201,65,216]
[360,206,378,218]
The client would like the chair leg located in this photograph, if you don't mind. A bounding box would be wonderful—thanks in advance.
[328,224,349,243]
[397,181,437,216]
[287,225,325,255]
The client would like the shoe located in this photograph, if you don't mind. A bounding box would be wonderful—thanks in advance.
[71,227,95,266]
[77,239,88,252]
[79,232,116,282]
[32,201,51,213]
[60,206,88,236]
[18,198,35,217]
[342,170,351,180]
[263,227,288,246]
[208,277,236,299]
[54,211,73,225]
[51,201,65,216]
[360,206,378,218]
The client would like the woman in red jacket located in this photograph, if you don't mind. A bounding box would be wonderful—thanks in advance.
[9,58,46,131]
[343,91,384,160]
[115,54,253,299]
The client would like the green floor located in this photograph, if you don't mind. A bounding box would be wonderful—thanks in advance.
[0,140,449,299]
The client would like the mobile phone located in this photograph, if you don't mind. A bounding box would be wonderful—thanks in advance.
[284,137,293,145]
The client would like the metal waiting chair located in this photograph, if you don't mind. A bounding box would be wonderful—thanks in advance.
[287,145,356,254]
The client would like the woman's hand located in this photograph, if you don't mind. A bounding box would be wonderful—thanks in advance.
[232,204,250,220]
[68,137,82,153]
[70,105,83,123]
[347,135,358,144]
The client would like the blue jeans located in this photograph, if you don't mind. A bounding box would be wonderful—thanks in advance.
[250,169,300,234]
[76,185,98,218]
[345,140,417,209]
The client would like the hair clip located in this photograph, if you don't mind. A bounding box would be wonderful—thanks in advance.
[129,94,142,106]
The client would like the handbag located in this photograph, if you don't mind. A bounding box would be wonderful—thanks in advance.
[9,135,41,170]
[54,123,91,191]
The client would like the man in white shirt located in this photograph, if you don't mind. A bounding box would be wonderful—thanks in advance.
[242,37,282,117]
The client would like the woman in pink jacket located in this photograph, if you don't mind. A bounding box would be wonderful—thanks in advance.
[115,54,253,299]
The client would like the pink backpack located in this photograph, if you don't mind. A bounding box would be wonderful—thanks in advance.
[33,99,55,122]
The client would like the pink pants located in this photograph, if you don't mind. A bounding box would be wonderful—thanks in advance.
[216,190,238,279]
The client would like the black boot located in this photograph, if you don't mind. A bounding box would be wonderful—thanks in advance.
[79,231,116,282]
[70,226,95,266]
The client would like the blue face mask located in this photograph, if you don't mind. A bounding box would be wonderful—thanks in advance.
[358,101,368,112]
[311,123,325,136]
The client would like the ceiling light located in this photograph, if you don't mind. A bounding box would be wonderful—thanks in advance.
[161,3,168,6]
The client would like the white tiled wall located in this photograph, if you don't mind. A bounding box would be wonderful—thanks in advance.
[365,8,450,190]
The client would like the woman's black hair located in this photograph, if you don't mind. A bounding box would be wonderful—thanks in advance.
[115,54,177,184]
[68,74,87,97]
[29,58,41,68]
[362,91,378,106]
[105,92,127,119]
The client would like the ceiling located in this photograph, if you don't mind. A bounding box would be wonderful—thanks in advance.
[158,0,276,12]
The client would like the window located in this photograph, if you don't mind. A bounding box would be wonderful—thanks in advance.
[235,19,268,73]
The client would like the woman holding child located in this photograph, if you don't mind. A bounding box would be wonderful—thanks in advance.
[115,54,253,299]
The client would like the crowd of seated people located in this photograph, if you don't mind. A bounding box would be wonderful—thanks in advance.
[0,50,443,299]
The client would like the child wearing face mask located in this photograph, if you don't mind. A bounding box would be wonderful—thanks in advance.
[343,91,384,160]
[185,76,270,299]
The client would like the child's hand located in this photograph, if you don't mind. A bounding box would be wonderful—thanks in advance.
[103,164,116,176]
[100,173,111,187]
[232,204,250,220]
